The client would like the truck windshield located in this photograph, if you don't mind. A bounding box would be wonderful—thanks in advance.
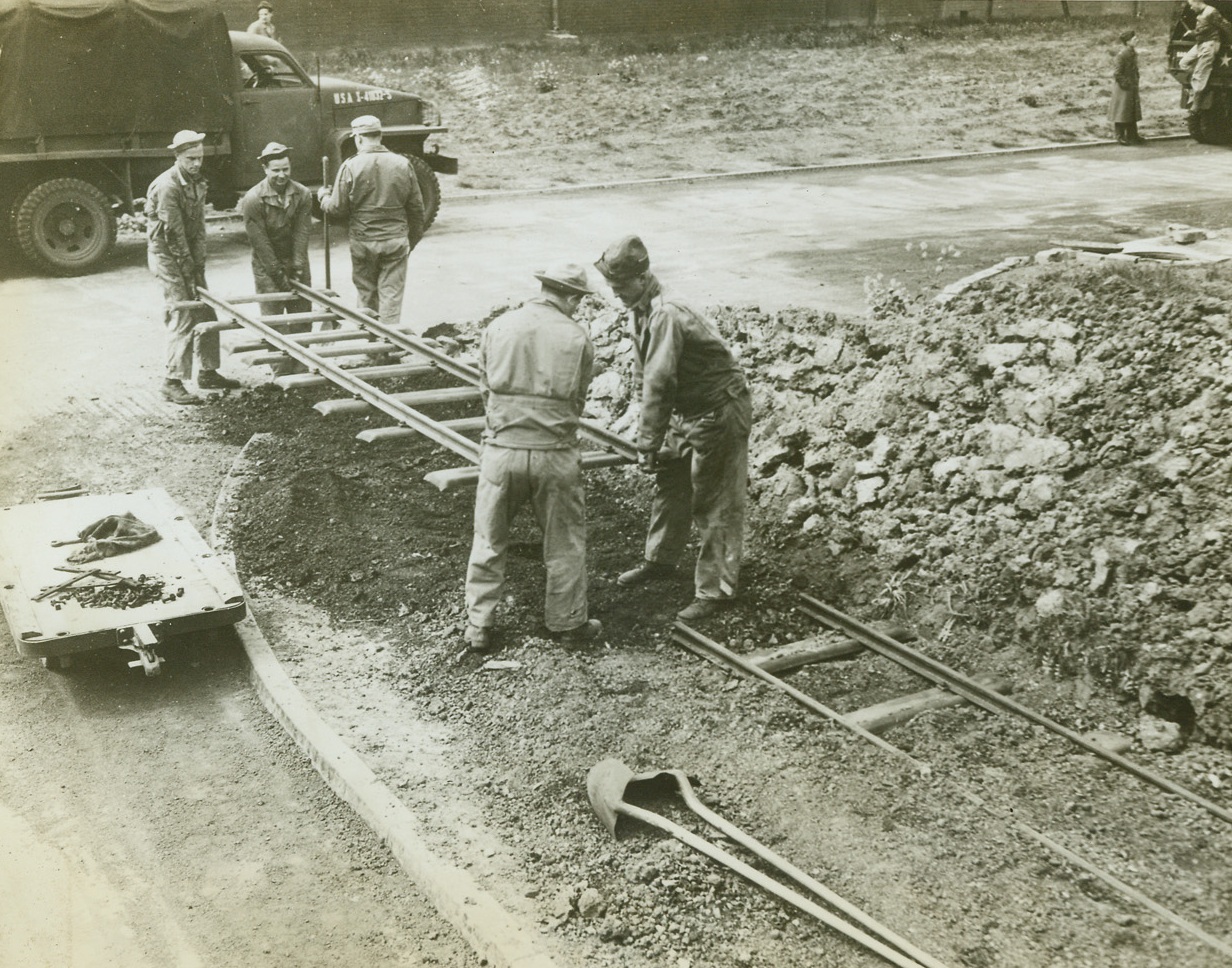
[238,53,308,89]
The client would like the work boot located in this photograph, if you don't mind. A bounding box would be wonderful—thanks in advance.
[464,623,496,653]
[196,369,241,390]
[559,619,603,649]
[616,560,677,587]
[1114,123,1129,146]
[161,379,202,405]
[676,598,735,623]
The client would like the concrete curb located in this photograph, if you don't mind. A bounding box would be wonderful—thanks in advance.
[211,433,568,968]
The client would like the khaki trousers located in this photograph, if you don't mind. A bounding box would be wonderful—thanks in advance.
[644,386,752,601]
[1181,40,1220,96]
[150,252,218,381]
[466,445,589,633]
[350,238,409,327]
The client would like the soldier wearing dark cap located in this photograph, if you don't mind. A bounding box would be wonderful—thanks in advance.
[146,129,239,404]
[1108,29,1143,145]
[595,235,752,622]
[464,263,602,652]
[239,142,314,374]
[247,2,278,39]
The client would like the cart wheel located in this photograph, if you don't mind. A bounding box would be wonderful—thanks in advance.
[40,655,73,672]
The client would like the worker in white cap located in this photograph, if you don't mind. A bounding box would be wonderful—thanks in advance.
[317,115,425,328]
[145,130,239,404]
[239,141,314,374]
[463,263,603,653]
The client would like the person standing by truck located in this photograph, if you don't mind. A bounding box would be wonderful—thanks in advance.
[247,2,278,39]
[1179,0,1232,114]
[1109,29,1143,145]
[239,141,313,375]
[317,115,426,328]
[146,130,239,405]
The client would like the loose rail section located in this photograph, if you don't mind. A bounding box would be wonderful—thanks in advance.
[193,284,639,490]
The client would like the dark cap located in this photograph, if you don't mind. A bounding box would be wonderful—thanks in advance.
[257,2,272,10]
[1118,28,1136,43]
[595,235,650,281]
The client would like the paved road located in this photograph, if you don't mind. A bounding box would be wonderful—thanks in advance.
[0,139,1229,966]
[4,138,1231,442]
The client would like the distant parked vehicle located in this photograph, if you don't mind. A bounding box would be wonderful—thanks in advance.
[1166,0,1232,143]
[0,0,456,275]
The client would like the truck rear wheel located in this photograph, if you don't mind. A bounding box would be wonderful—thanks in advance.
[15,177,117,275]
[407,155,441,231]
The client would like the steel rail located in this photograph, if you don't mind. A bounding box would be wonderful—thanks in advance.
[798,594,1232,826]
[195,289,480,464]
[671,623,1232,960]
[288,280,639,463]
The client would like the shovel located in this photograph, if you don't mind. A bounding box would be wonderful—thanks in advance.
[587,759,951,968]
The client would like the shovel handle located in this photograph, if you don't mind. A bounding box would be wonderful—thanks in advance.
[617,802,930,968]
[670,782,951,968]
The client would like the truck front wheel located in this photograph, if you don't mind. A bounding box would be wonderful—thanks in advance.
[15,177,117,275]
[1187,89,1232,144]
[407,155,441,232]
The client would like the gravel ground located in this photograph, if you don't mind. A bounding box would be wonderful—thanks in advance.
[315,15,1189,195]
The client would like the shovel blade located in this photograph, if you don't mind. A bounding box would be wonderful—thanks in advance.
[586,758,637,838]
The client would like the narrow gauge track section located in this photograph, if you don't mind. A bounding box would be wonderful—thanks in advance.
[192,284,638,489]
[672,603,1232,961]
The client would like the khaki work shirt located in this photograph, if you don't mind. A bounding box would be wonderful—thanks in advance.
[319,144,425,246]
[627,276,746,453]
[145,164,207,282]
[239,176,313,281]
[480,297,595,450]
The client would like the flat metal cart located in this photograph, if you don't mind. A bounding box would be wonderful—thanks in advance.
[0,488,246,675]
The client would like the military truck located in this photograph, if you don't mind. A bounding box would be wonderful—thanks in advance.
[1167,0,1232,144]
[0,0,456,275]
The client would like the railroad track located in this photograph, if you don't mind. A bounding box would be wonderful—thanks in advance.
[191,283,637,490]
[671,599,1232,962]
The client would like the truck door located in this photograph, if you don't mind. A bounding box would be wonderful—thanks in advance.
[232,52,324,188]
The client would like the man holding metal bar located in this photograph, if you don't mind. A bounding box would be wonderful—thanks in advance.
[595,235,752,623]
[463,263,602,653]
[316,115,424,328]
[239,141,314,375]
[145,129,239,405]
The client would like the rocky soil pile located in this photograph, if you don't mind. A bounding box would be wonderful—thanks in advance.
[570,258,1232,751]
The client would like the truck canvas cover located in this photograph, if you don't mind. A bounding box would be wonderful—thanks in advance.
[0,0,231,142]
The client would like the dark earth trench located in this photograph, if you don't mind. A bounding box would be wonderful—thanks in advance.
[199,256,1232,968]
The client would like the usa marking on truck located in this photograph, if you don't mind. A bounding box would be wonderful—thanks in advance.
[333,90,396,105]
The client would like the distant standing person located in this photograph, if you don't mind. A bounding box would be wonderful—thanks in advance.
[239,142,314,375]
[145,130,239,405]
[247,2,278,39]
[317,115,425,328]
[595,235,752,623]
[463,263,602,652]
[1109,29,1143,145]
[1179,0,1232,114]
